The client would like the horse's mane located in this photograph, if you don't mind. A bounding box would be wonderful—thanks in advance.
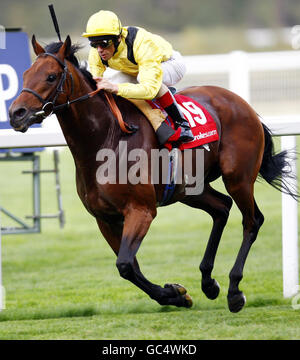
[45,41,97,90]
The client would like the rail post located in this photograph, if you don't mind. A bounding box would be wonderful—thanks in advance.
[281,135,299,298]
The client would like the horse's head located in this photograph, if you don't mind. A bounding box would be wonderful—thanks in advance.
[9,35,72,132]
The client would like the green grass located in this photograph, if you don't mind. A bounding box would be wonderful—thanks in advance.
[0,147,299,340]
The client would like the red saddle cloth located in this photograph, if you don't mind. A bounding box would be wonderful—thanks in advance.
[149,94,219,150]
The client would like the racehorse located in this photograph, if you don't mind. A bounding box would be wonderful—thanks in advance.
[9,36,297,313]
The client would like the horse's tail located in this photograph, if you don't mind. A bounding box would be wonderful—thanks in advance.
[259,122,298,201]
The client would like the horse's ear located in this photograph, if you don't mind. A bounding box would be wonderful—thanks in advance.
[57,35,72,61]
[32,35,45,56]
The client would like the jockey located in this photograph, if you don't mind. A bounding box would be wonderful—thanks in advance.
[82,10,194,146]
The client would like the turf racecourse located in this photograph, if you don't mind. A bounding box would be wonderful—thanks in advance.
[0,143,299,340]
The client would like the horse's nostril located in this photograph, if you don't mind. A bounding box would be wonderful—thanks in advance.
[13,107,27,120]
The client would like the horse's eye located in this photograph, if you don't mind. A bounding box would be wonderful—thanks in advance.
[47,74,57,83]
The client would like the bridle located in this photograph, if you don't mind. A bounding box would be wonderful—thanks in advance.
[21,52,74,118]
[21,52,135,133]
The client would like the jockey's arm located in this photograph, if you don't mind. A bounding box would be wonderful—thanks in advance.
[92,60,163,99]
[116,36,166,99]
[117,61,163,99]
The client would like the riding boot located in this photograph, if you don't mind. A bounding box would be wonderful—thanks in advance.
[156,90,194,143]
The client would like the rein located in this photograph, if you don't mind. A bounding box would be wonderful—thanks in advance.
[21,52,134,134]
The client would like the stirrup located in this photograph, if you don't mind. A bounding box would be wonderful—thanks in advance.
[178,126,194,143]
[168,86,177,95]
[175,117,191,129]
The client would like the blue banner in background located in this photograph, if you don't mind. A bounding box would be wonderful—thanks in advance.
[0,30,43,152]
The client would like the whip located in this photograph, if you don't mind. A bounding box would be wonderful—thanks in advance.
[48,4,62,42]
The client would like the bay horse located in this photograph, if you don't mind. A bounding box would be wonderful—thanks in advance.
[9,36,297,313]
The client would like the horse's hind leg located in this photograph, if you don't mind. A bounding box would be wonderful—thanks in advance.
[223,178,264,312]
[181,184,233,300]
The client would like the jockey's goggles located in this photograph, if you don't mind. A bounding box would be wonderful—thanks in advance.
[90,39,114,49]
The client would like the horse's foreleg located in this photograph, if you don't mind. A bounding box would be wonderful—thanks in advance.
[96,218,123,255]
[116,207,192,308]
[181,184,233,300]
[96,217,162,299]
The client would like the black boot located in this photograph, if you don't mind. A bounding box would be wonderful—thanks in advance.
[165,104,194,143]
[157,93,194,143]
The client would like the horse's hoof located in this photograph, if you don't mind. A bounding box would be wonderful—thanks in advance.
[202,279,220,300]
[164,283,187,295]
[227,292,246,313]
[183,293,193,308]
[164,283,193,308]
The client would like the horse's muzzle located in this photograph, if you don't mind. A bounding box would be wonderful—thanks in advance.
[9,105,42,132]
[9,105,29,131]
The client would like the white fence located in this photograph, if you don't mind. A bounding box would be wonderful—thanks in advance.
[180,50,300,116]
[0,50,299,309]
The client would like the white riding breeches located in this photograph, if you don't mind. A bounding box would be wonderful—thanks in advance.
[160,50,186,87]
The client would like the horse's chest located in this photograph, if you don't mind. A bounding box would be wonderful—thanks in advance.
[75,171,113,216]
